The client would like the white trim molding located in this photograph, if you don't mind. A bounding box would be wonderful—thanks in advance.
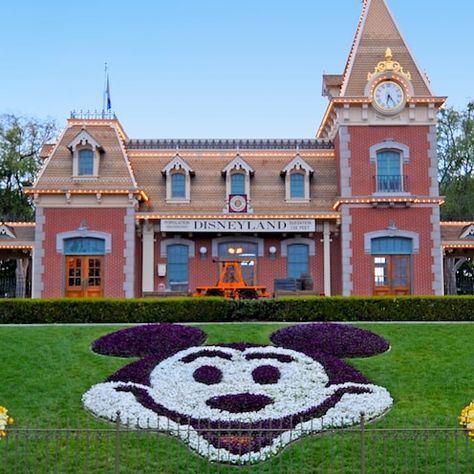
[369,141,410,164]
[281,153,314,202]
[280,238,316,257]
[364,229,420,254]
[56,229,112,254]
[68,129,103,178]
[211,236,264,258]
[222,154,254,212]
[162,154,194,203]
[160,238,195,258]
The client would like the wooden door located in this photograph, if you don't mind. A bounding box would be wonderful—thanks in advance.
[373,256,410,296]
[66,256,103,298]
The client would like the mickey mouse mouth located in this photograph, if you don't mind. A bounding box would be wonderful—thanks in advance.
[206,393,273,413]
[115,385,371,456]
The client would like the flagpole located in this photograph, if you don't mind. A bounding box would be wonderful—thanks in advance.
[102,62,108,116]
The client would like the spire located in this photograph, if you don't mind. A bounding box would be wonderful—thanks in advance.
[340,0,432,97]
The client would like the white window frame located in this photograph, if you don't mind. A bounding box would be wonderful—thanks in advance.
[281,154,314,202]
[162,154,194,203]
[68,130,103,179]
[369,141,410,196]
[222,154,254,212]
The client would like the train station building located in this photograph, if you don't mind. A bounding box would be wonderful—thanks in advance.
[3,0,473,298]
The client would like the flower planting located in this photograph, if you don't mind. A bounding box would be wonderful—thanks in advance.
[459,401,474,440]
[0,406,14,438]
[83,323,392,463]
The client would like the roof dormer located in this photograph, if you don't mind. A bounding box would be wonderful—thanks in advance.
[281,154,314,202]
[161,154,194,203]
[68,129,104,178]
[0,224,16,239]
[222,154,254,213]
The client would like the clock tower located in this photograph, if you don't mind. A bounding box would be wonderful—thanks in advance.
[318,0,446,296]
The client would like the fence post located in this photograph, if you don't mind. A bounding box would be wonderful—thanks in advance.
[360,412,366,474]
[115,411,121,474]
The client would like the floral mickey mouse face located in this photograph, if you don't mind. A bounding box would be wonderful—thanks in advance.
[148,345,330,422]
[83,323,392,464]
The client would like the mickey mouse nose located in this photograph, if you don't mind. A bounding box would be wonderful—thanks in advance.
[206,393,273,413]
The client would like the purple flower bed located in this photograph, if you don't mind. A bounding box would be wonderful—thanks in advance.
[92,323,206,357]
[270,323,389,358]
[181,350,232,363]
[116,384,372,455]
[193,365,223,385]
[84,322,393,463]
[252,365,281,385]
[206,393,273,413]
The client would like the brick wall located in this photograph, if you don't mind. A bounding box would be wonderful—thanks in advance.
[41,208,127,298]
[153,234,330,295]
[348,206,435,295]
[347,126,431,196]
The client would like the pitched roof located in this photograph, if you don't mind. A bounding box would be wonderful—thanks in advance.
[340,0,432,97]
[33,121,138,191]
[441,222,474,246]
[127,148,337,215]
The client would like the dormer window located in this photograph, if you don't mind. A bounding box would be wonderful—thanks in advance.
[171,172,186,199]
[222,154,254,213]
[78,149,94,176]
[290,173,305,199]
[162,154,194,203]
[281,154,314,202]
[68,129,103,178]
[231,172,245,195]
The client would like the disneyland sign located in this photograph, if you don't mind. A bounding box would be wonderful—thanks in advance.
[160,219,315,233]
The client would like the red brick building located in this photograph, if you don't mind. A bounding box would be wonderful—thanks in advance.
[12,0,471,298]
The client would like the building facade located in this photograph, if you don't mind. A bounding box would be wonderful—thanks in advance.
[9,0,470,298]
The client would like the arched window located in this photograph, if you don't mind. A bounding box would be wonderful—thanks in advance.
[290,173,305,198]
[231,173,246,195]
[64,237,105,255]
[376,151,402,192]
[167,244,189,291]
[162,154,194,202]
[78,149,94,176]
[171,173,186,199]
[287,244,309,279]
[217,241,258,285]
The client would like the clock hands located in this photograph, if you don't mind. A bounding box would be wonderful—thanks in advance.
[386,93,395,106]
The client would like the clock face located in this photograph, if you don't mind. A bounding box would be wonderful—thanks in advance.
[373,81,405,112]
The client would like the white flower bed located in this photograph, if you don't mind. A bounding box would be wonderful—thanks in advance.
[83,345,392,463]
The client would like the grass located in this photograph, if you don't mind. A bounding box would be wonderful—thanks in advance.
[1,323,473,472]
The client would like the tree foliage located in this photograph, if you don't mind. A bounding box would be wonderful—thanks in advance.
[0,114,57,221]
[437,101,474,220]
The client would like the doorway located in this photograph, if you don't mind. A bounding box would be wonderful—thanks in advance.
[373,255,411,295]
[66,256,103,297]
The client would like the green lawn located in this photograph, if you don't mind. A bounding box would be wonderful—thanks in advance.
[1,323,473,472]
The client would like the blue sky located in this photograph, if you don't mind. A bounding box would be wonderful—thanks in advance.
[1,1,472,138]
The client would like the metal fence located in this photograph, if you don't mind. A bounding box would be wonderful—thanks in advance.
[0,276,16,298]
[1,416,472,473]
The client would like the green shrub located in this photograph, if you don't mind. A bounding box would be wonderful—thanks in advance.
[0,296,474,324]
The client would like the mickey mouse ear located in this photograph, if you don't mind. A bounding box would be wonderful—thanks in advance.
[270,323,389,358]
[92,323,207,358]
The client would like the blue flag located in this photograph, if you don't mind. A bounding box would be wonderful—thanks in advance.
[106,75,112,112]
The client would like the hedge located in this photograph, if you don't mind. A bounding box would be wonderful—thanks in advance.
[1,296,474,324]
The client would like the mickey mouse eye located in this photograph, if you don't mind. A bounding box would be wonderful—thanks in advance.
[252,365,280,385]
[193,366,223,385]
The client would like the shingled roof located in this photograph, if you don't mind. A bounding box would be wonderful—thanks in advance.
[340,0,432,97]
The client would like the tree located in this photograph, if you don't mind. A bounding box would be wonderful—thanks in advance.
[437,101,474,220]
[438,102,474,294]
[0,114,57,221]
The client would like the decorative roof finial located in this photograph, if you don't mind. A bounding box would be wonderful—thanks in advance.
[367,48,412,81]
